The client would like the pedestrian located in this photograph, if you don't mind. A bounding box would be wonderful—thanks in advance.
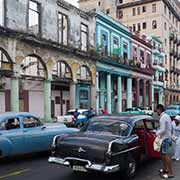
[172,115,180,161]
[101,108,108,115]
[156,104,174,179]
[73,108,80,120]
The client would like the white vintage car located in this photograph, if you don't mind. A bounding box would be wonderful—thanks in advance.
[56,109,90,125]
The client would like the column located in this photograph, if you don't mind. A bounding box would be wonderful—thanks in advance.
[143,80,147,108]
[44,80,51,122]
[159,88,163,104]
[70,82,76,109]
[96,72,99,114]
[107,74,112,114]
[136,79,140,107]
[11,77,19,112]
[117,76,122,113]
[148,81,152,108]
[127,78,132,108]
[152,85,155,111]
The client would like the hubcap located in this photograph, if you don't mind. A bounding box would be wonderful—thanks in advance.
[128,162,136,175]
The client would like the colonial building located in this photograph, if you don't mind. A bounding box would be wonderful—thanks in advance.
[79,0,180,106]
[0,0,97,120]
[95,11,154,113]
[130,32,154,109]
[148,36,166,110]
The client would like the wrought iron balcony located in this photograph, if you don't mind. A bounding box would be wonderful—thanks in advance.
[169,33,174,41]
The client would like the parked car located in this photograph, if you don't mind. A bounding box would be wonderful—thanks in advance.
[56,109,95,127]
[121,107,144,115]
[0,112,78,158]
[165,109,180,119]
[166,105,180,111]
[139,107,153,116]
[48,115,160,179]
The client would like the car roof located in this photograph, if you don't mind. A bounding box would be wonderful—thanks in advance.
[0,112,38,122]
[93,114,154,126]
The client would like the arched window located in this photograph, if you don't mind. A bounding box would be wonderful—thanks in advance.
[21,56,46,78]
[77,65,92,82]
[53,61,72,79]
[0,48,12,71]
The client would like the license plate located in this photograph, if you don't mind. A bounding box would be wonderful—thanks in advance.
[73,165,87,172]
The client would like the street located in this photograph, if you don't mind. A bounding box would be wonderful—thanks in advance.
[0,154,180,180]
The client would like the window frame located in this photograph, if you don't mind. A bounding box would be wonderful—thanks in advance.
[80,23,88,52]
[28,0,41,34]
[58,12,68,46]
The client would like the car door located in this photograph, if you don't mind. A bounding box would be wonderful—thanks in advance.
[144,120,161,159]
[22,116,49,153]
[0,117,25,155]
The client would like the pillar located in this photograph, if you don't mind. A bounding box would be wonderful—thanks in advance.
[159,89,163,104]
[117,76,122,113]
[127,78,132,108]
[148,81,152,108]
[136,79,140,107]
[107,74,112,114]
[70,82,76,109]
[152,85,155,111]
[44,80,51,122]
[96,72,99,114]
[143,80,147,108]
[11,77,19,112]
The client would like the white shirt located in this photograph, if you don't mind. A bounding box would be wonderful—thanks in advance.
[156,112,172,140]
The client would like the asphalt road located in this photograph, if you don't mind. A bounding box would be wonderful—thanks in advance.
[0,153,180,180]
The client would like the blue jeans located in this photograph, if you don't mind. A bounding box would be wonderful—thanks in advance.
[160,138,172,155]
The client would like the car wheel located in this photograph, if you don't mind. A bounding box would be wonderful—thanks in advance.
[124,155,137,179]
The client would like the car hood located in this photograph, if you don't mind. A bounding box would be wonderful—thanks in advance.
[55,132,120,163]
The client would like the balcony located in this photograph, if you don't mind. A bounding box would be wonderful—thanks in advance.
[174,51,178,58]
[169,33,174,41]
[169,49,174,56]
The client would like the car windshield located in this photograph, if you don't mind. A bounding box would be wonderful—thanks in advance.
[83,119,131,136]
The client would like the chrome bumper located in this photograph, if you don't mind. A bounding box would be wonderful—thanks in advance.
[48,157,120,173]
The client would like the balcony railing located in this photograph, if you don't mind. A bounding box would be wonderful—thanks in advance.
[169,33,174,41]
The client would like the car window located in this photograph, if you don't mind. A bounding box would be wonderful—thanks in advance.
[135,120,145,129]
[84,120,131,137]
[145,121,154,130]
[66,111,74,115]
[0,118,20,131]
[23,117,42,128]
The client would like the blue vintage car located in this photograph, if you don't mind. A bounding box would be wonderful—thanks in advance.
[0,112,78,158]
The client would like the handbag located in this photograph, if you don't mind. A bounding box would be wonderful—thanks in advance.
[153,137,163,152]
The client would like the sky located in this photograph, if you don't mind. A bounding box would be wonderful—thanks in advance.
[65,0,79,7]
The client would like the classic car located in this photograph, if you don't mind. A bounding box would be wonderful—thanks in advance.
[0,112,78,158]
[48,115,160,179]
[165,109,180,119]
[119,107,144,115]
[56,109,95,127]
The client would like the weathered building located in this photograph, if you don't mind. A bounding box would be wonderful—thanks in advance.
[0,0,96,120]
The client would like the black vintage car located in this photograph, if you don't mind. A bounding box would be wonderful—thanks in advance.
[48,115,160,179]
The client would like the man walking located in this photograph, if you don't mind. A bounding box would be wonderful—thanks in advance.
[156,104,174,179]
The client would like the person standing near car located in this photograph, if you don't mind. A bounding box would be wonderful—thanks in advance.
[156,104,173,179]
[73,108,80,120]
[172,115,180,161]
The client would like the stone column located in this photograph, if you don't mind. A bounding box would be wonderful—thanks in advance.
[136,79,140,107]
[11,77,19,112]
[70,82,76,109]
[152,85,155,111]
[44,80,51,122]
[159,88,163,104]
[127,78,132,108]
[148,81,153,108]
[117,76,122,113]
[96,72,99,114]
[143,80,147,108]
[107,74,112,114]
